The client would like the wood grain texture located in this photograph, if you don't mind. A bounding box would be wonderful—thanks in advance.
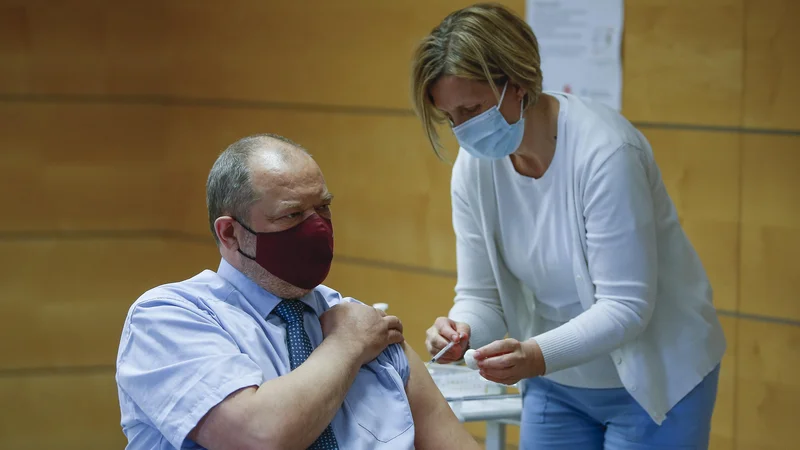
[735,319,800,450]
[743,0,800,130]
[0,239,220,370]
[0,0,524,109]
[622,0,744,126]
[646,128,740,311]
[0,102,171,231]
[740,135,800,321]
[0,371,125,450]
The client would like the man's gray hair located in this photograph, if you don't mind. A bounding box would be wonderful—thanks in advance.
[206,133,306,244]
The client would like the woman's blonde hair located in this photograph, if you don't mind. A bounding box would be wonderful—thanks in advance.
[410,3,543,158]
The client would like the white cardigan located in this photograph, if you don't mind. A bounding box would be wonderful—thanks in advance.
[448,92,726,424]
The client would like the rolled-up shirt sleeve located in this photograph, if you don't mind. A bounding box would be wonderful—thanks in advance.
[337,296,411,386]
[116,297,264,449]
[379,343,410,386]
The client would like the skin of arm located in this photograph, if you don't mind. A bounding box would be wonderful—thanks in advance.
[403,342,482,450]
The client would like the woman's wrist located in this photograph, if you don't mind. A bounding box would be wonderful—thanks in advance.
[524,339,547,377]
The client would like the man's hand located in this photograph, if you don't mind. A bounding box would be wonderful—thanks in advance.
[425,317,471,364]
[320,302,404,366]
[473,338,546,385]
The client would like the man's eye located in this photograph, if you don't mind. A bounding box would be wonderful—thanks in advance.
[285,212,302,219]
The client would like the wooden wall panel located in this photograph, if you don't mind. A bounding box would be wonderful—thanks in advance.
[743,0,800,130]
[3,103,458,270]
[740,135,800,321]
[0,371,125,449]
[622,0,744,126]
[0,239,219,370]
[736,320,800,450]
[0,0,524,108]
[646,129,740,311]
[0,103,171,231]
[1,0,764,129]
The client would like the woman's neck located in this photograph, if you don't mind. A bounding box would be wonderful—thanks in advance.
[510,94,559,179]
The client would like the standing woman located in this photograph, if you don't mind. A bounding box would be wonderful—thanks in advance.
[411,3,726,449]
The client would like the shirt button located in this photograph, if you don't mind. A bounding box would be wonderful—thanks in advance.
[630,383,637,392]
[614,355,622,365]
[576,275,582,281]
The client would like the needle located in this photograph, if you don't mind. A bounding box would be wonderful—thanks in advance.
[429,341,456,364]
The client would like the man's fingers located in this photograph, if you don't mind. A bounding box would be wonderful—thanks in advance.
[383,315,403,334]
[387,329,405,345]
[475,339,519,359]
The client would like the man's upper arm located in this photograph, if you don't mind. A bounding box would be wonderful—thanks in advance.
[117,297,263,449]
[401,343,481,450]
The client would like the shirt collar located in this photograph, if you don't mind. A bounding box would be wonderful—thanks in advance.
[216,258,326,319]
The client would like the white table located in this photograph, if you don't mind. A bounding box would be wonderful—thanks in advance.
[446,395,522,450]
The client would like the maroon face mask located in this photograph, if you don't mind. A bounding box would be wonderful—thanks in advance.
[236,214,334,290]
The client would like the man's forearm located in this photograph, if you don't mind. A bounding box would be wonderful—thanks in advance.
[249,338,360,448]
[192,337,361,450]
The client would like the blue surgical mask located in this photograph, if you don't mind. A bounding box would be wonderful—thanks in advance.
[452,82,525,160]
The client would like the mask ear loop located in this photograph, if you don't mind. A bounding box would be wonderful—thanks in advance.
[231,217,259,260]
[498,81,509,106]
[498,81,525,122]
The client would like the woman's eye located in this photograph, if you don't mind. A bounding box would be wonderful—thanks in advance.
[465,105,481,114]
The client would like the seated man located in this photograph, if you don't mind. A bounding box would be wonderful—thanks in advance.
[115,133,480,450]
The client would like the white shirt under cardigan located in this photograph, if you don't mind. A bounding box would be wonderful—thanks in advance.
[448,92,726,424]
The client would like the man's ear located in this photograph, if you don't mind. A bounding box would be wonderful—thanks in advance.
[214,216,240,250]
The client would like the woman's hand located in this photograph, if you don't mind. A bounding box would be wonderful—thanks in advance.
[425,317,471,364]
[473,338,546,385]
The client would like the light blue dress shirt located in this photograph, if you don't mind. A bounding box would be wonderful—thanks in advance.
[116,258,414,450]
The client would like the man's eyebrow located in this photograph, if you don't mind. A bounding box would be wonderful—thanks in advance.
[322,192,334,202]
[274,200,304,213]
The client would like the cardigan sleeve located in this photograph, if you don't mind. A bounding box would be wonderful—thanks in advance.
[533,144,658,373]
[448,154,508,348]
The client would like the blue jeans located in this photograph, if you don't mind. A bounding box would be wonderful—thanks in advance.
[519,365,720,449]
